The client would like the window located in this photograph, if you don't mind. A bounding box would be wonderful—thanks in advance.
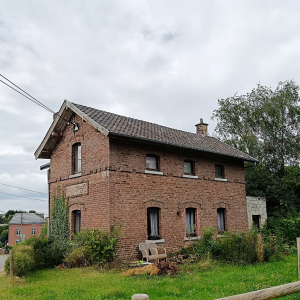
[73,210,81,234]
[184,160,194,175]
[15,240,20,244]
[215,164,224,179]
[217,208,226,233]
[73,143,81,173]
[147,207,160,240]
[186,208,196,237]
[252,215,260,228]
[146,154,159,171]
[16,228,21,236]
[31,228,36,235]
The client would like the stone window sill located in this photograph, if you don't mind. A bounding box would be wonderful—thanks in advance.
[145,170,164,176]
[184,236,201,241]
[215,178,227,182]
[145,239,165,244]
[183,174,198,179]
[69,173,82,179]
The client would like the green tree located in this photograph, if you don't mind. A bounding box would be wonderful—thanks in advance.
[0,229,8,247]
[0,215,5,224]
[245,164,300,216]
[4,210,25,223]
[212,80,300,174]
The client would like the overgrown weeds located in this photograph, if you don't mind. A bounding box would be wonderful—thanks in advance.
[181,227,284,265]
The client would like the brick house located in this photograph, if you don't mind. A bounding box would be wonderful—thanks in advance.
[8,213,45,245]
[35,100,258,260]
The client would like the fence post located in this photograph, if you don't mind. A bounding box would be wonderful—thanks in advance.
[9,248,14,277]
[132,294,149,300]
[297,238,300,281]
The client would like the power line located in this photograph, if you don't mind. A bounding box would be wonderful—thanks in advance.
[0,74,75,125]
[0,79,53,113]
[0,191,47,202]
[0,74,55,113]
[0,183,47,195]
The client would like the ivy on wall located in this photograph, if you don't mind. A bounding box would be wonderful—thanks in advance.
[50,187,70,252]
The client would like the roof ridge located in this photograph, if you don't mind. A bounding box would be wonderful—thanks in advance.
[71,102,258,162]
[71,102,206,138]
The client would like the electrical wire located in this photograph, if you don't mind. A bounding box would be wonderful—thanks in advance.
[0,79,53,113]
[0,183,47,195]
[0,191,47,202]
[0,74,55,113]
[0,74,75,125]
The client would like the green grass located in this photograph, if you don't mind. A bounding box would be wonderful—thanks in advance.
[0,255,299,300]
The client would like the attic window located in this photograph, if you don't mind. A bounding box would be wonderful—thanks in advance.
[184,160,194,175]
[73,143,81,173]
[215,164,224,179]
[146,154,159,171]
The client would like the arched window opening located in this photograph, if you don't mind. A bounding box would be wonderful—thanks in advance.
[186,208,196,237]
[147,207,160,240]
[217,208,226,233]
[73,210,81,234]
[72,143,81,173]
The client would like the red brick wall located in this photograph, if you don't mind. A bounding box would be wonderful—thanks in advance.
[49,114,110,183]
[47,113,248,261]
[8,224,44,246]
[109,138,248,261]
[49,113,110,231]
[109,138,245,183]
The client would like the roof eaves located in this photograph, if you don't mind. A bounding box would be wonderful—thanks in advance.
[68,102,109,136]
[35,101,110,160]
[34,100,70,159]
[108,132,259,163]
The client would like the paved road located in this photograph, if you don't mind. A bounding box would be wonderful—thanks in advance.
[0,255,8,272]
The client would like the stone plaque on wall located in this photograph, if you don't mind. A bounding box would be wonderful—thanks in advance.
[66,182,88,198]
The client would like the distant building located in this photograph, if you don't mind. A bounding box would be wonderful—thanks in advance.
[8,213,45,245]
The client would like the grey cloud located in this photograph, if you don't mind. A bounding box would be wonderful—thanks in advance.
[1,0,300,212]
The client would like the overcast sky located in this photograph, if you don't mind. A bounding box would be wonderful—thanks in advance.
[1,0,300,216]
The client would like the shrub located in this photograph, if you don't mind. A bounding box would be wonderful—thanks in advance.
[5,235,65,277]
[72,226,121,265]
[23,235,64,269]
[5,245,35,277]
[65,246,90,268]
[181,227,220,259]
[181,227,282,265]
[216,231,258,265]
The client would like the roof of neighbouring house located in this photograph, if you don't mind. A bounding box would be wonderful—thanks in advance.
[35,100,258,162]
[9,213,46,225]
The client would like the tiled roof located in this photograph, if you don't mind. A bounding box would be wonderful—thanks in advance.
[72,103,258,162]
[9,213,46,225]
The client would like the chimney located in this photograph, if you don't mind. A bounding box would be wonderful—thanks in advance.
[195,118,208,136]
